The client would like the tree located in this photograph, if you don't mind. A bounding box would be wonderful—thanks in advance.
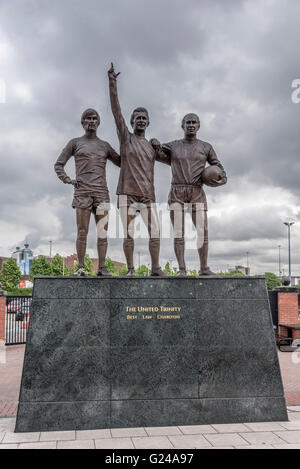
[105,257,117,275]
[265,272,281,290]
[163,262,173,276]
[116,264,127,276]
[51,254,70,276]
[136,264,150,276]
[30,256,52,279]
[187,269,198,276]
[219,270,245,277]
[84,254,94,274]
[0,258,22,291]
[71,254,95,275]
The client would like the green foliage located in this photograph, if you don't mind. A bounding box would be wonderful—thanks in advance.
[115,265,127,276]
[265,272,281,290]
[30,256,52,279]
[84,253,94,274]
[162,262,179,276]
[163,262,173,276]
[7,288,33,296]
[104,257,127,276]
[187,269,198,276]
[0,258,22,291]
[71,254,95,275]
[50,253,70,276]
[105,257,116,274]
[218,270,245,277]
[136,264,150,276]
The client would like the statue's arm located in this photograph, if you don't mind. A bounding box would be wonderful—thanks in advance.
[108,63,129,143]
[107,143,121,167]
[54,139,76,185]
[207,144,225,171]
[207,144,227,184]
[150,139,171,166]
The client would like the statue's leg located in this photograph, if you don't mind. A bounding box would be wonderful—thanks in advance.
[119,205,136,271]
[170,206,186,272]
[94,209,109,270]
[141,204,160,271]
[191,209,211,274]
[76,208,92,268]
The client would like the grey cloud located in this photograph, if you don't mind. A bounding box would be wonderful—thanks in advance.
[1,0,300,274]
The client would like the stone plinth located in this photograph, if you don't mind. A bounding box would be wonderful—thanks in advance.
[15,276,287,432]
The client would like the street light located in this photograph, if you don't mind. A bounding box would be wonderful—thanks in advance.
[278,245,282,277]
[283,221,295,279]
[246,251,249,275]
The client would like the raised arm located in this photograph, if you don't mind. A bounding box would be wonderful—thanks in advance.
[54,139,78,186]
[108,63,129,142]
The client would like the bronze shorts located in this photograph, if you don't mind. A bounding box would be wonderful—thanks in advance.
[168,185,207,211]
[117,194,155,212]
[72,194,110,213]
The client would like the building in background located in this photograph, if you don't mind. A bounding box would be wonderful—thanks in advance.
[1,245,124,285]
[235,265,250,275]
[11,244,33,275]
[63,254,125,274]
[290,276,300,286]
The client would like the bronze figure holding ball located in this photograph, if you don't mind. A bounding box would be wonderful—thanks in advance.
[151,113,227,276]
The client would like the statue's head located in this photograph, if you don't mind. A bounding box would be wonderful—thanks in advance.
[81,108,100,132]
[181,113,200,138]
[130,107,149,132]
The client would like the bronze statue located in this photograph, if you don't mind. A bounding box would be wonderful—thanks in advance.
[54,108,120,276]
[151,113,227,276]
[108,63,166,276]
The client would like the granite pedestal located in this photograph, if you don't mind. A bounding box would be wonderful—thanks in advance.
[15,276,288,432]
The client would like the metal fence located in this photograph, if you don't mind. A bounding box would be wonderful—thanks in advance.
[5,296,32,345]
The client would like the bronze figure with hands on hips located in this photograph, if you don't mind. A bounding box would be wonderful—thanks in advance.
[54,108,120,276]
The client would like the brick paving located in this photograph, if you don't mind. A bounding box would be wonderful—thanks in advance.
[279,347,300,405]
[0,410,299,449]
[0,343,24,417]
[1,343,300,448]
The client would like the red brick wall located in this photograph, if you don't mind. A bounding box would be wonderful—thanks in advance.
[63,254,125,274]
[278,292,300,339]
[0,293,6,342]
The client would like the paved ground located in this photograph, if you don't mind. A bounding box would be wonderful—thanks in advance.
[0,409,300,449]
[0,344,300,449]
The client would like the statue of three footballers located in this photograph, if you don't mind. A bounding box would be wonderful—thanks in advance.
[54,63,227,276]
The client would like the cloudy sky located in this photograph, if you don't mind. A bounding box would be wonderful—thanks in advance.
[1,0,300,275]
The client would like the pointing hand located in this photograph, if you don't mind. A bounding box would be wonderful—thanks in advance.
[108,62,120,80]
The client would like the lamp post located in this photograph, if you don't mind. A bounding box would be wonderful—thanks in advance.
[49,240,52,259]
[278,245,281,277]
[283,221,295,279]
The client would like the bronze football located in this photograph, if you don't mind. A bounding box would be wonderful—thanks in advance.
[201,165,226,187]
